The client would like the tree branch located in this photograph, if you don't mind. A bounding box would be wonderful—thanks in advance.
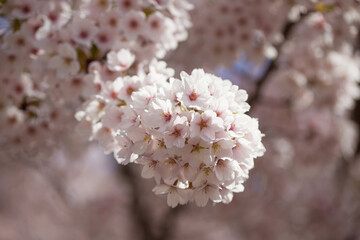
[117,163,186,240]
[248,11,312,106]
[157,205,186,240]
[118,164,157,240]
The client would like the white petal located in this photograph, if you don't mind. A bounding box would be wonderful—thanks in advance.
[141,164,155,179]
[194,190,209,207]
[167,191,180,208]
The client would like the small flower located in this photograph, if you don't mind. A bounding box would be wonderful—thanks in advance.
[153,184,186,208]
[194,184,222,207]
[44,1,72,29]
[138,156,161,183]
[11,0,38,19]
[102,105,138,130]
[107,49,135,72]
[120,10,146,40]
[142,99,175,132]
[183,137,212,168]
[164,116,189,148]
[100,10,122,29]
[93,124,117,154]
[177,69,211,110]
[131,85,158,109]
[70,17,98,46]
[117,0,139,13]
[158,157,181,184]
[94,27,116,51]
[190,110,224,142]
[214,158,241,181]
[48,43,80,78]
[114,135,138,165]
[146,12,176,47]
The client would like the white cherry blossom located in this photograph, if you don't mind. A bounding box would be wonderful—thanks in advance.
[107,49,135,72]
[48,43,80,79]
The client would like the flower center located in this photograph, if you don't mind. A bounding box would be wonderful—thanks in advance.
[98,34,108,43]
[172,129,181,137]
[162,112,172,122]
[199,119,208,130]
[79,30,89,39]
[129,20,138,29]
[126,86,134,96]
[189,91,198,101]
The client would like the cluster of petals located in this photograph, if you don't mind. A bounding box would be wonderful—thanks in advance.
[167,0,360,72]
[267,9,360,116]
[77,65,265,207]
[0,0,192,161]
[258,6,360,163]
[1,0,192,60]
[167,0,290,71]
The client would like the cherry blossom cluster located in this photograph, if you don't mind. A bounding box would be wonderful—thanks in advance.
[77,64,265,207]
[262,7,360,159]
[0,0,192,61]
[214,4,360,236]
[0,0,192,161]
[166,0,292,71]
[0,91,77,161]
[167,0,360,72]
[269,51,360,116]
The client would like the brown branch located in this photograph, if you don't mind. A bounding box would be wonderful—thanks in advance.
[117,162,186,240]
[157,205,186,240]
[248,11,312,107]
[353,25,360,55]
[352,97,360,155]
[118,164,157,240]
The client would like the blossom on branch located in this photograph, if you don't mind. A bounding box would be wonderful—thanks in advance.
[78,64,265,207]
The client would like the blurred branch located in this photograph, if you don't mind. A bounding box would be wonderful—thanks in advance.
[334,82,360,208]
[354,26,360,54]
[332,30,360,232]
[248,11,312,106]
[157,205,186,240]
[119,164,156,240]
[333,155,360,240]
[353,98,360,155]
[118,163,186,240]
[334,156,351,195]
